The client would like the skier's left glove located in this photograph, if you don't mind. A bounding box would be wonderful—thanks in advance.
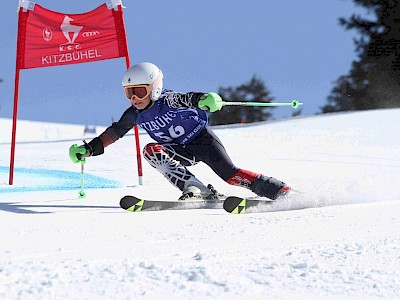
[69,141,93,163]
[198,92,223,112]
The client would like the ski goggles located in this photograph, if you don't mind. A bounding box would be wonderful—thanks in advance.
[124,71,163,102]
[124,84,152,101]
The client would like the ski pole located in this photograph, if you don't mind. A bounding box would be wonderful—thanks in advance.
[78,160,86,199]
[222,99,303,109]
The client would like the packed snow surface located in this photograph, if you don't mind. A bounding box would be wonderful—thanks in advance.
[1,109,399,299]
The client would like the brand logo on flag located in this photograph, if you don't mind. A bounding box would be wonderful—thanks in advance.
[42,27,52,41]
[60,16,82,45]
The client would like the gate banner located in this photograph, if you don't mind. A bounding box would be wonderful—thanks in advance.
[9,1,143,187]
[17,3,128,69]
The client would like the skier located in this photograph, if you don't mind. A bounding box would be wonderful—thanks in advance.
[69,62,291,200]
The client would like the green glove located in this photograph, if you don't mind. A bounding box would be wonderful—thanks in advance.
[69,144,88,163]
[198,92,223,112]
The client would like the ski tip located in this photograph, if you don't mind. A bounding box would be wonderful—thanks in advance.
[120,195,144,212]
[223,196,247,214]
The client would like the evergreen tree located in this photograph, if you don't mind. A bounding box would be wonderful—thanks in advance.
[209,75,275,125]
[321,0,400,113]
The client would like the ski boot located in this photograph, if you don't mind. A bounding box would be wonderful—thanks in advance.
[179,184,222,201]
[250,175,292,200]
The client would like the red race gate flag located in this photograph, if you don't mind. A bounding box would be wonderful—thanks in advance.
[17,1,128,69]
[10,1,143,186]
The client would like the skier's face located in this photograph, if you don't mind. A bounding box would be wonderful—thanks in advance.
[130,95,151,110]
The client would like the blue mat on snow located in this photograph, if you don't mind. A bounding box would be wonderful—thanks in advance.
[0,166,122,193]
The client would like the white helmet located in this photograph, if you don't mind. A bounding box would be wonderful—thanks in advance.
[122,62,163,101]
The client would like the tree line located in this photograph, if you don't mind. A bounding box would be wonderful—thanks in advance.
[210,0,399,125]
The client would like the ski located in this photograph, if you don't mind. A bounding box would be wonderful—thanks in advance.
[120,195,286,213]
[223,196,275,214]
[120,195,224,212]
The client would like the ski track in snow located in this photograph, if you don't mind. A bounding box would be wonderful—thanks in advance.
[1,109,400,299]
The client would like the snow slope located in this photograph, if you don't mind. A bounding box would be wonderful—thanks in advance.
[1,109,399,299]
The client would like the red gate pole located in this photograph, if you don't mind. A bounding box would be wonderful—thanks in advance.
[119,5,143,185]
[8,67,21,185]
[9,6,26,185]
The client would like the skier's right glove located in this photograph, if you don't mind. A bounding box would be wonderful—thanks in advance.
[198,92,223,112]
[69,141,92,163]
[69,137,105,163]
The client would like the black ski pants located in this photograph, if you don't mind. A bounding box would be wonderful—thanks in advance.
[166,126,240,182]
